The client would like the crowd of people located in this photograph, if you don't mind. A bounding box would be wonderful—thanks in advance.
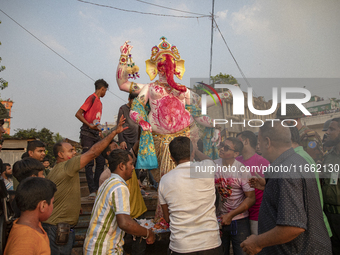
[0,82,338,255]
[0,38,339,255]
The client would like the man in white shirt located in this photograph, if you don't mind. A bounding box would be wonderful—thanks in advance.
[158,136,223,255]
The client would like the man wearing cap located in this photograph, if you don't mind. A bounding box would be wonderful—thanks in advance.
[276,104,324,164]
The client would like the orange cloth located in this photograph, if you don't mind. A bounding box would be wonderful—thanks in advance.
[4,219,50,255]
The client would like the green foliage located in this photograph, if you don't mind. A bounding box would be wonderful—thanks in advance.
[192,73,239,95]
[11,127,59,164]
[210,73,238,86]
[53,132,64,143]
[2,133,10,139]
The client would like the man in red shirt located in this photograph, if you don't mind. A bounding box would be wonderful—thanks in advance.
[75,79,108,197]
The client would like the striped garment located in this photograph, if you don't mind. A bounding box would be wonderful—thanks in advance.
[83,173,130,255]
[4,178,13,191]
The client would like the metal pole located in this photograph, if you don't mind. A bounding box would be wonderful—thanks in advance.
[208,0,215,86]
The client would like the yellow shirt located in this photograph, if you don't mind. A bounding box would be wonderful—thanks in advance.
[126,170,147,219]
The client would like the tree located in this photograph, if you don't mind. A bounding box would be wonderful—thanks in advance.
[192,73,239,95]
[210,73,238,87]
[9,127,59,164]
[53,132,64,143]
[0,21,8,91]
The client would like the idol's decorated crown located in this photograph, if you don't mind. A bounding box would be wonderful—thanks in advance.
[145,36,185,81]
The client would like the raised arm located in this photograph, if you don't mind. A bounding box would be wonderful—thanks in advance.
[116,41,147,94]
[80,115,128,169]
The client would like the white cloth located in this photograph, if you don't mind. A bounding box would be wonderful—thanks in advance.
[158,160,221,253]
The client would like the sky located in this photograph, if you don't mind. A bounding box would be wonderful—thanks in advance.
[0,0,339,141]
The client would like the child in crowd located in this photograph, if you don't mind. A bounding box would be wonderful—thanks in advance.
[4,177,57,255]
[13,157,45,182]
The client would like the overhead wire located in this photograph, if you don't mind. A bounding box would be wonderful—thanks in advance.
[1,3,255,100]
[213,17,257,96]
[76,0,253,96]
[135,0,209,16]
[0,8,126,102]
[76,0,210,18]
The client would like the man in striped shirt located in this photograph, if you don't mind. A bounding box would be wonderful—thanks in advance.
[1,163,13,191]
[83,149,155,255]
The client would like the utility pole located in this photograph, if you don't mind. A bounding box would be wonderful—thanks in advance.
[208,0,215,86]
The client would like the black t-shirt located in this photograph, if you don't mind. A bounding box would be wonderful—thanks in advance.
[117,104,139,150]
[258,148,331,255]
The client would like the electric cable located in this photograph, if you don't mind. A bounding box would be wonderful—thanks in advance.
[135,0,209,16]
[0,8,126,102]
[77,0,209,18]
[213,17,257,96]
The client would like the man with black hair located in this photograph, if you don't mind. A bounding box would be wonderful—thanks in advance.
[4,177,57,255]
[241,121,331,255]
[116,101,158,188]
[236,131,269,235]
[75,79,109,198]
[42,157,51,177]
[11,141,46,190]
[100,141,147,213]
[21,151,29,159]
[11,158,46,218]
[1,163,13,191]
[44,116,127,255]
[158,136,223,255]
[214,137,255,255]
[27,140,46,162]
[322,117,340,254]
[99,140,148,255]
[117,93,139,151]
[12,158,45,182]
[84,149,155,254]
